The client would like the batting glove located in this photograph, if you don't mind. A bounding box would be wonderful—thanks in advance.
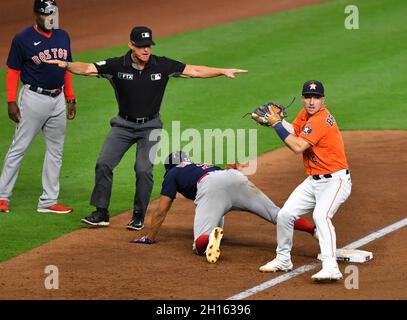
[130,235,156,244]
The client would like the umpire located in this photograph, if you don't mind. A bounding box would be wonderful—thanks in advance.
[46,26,247,230]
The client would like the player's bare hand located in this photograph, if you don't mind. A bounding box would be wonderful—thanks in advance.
[8,102,21,123]
[223,68,248,79]
[67,102,76,120]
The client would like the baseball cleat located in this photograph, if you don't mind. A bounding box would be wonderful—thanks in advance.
[37,204,73,214]
[126,212,144,231]
[0,200,10,213]
[206,227,223,263]
[81,211,110,227]
[311,268,343,282]
[259,258,293,273]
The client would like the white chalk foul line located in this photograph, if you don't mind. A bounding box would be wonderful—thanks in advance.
[227,217,407,300]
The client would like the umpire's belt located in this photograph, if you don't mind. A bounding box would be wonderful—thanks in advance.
[119,112,159,124]
[29,85,63,98]
[312,169,349,180]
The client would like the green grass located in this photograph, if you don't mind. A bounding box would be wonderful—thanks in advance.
[0,0,406,261]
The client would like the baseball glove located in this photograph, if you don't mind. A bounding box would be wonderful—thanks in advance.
[249,101,287,127]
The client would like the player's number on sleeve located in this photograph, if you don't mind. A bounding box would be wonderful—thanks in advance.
[326,114,336,126]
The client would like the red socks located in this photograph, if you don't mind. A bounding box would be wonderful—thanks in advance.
[195,234,209,255]
[194,217,314,255]
[293,217,315,234]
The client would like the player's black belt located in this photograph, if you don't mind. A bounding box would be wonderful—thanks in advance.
[119,112,159,124]
[312,169,349,180]
[29,85,63,98]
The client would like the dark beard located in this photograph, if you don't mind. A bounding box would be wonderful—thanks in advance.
[36,23,52,33]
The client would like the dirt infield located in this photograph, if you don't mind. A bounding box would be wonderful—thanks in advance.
[0,131,406,300]
[1,0,407,300]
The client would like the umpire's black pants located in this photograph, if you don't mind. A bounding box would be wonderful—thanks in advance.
[90,115,162,216]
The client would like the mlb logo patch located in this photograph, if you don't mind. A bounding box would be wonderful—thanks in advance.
[141,32,150,38]
[151,73,162,81]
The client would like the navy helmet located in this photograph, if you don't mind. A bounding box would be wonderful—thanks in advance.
[164,151,191,172]
[34,0,58,15]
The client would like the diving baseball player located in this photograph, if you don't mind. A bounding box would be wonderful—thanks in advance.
[253,80,352,282]
[0,0,76,214]
[130,151,316,264]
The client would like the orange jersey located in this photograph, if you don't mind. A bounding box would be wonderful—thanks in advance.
[291,106,349,175]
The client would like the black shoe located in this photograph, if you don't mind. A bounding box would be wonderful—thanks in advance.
[127,211,144,230]
[81,210,110,227]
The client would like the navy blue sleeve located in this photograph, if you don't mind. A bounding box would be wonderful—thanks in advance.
[162,56,186,78]
[160,170,178,200]
[67,33,73,62]
[6,36,24,70]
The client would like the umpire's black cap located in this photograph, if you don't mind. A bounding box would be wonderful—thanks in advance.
[34,0,58,15]
[130,26,156,47]
[302,80,325,97]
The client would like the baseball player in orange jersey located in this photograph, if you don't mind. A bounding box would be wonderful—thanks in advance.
[257,80,352,282]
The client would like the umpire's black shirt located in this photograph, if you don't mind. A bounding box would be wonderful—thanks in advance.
[94,50,186,119]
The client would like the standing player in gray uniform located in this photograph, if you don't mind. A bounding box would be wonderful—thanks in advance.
[46,26,247,230]
[131,151,316,263]
[0,0,76,214]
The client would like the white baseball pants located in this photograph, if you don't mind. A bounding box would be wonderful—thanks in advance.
[0,85,66,208]
[276,169,352,263]
[193,169,280,241]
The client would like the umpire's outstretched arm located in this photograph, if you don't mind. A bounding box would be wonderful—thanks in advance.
[181,64,248,79]
[45,59,99,76]
[46,59,248,79]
